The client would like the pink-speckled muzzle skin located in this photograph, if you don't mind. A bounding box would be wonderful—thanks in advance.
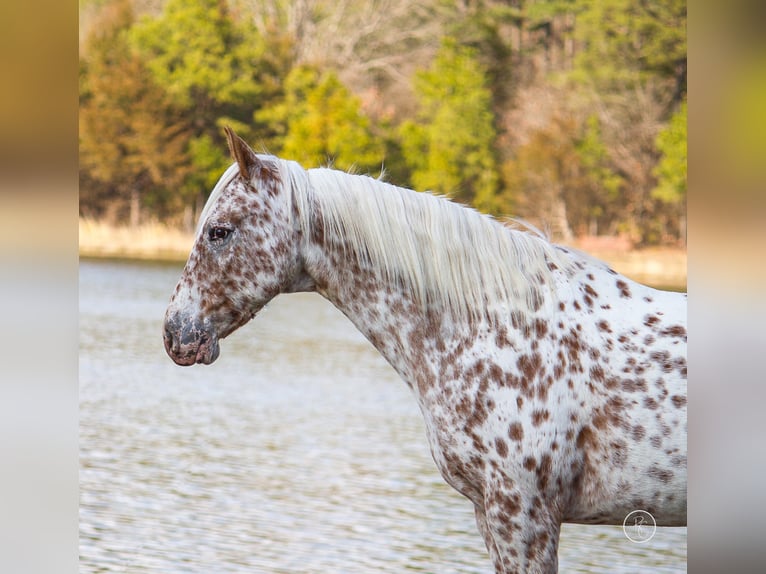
[163,312,220,366]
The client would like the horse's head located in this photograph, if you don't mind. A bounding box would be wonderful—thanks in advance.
[163,128,311,365]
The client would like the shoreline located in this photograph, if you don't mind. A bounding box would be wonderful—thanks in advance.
[79,219,687,290]
[79,218,194,263]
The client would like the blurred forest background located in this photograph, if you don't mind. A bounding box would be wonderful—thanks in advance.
[79,0,686,246]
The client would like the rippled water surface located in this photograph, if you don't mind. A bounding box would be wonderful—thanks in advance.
[80,259,686,572]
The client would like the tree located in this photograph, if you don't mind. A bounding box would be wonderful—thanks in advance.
[130,0,267,113]
[400,38,499,211]
[79,0,192,225]
[129,0,293,208]
[573,0,686,98]
[502,111,617,241]
[651,99,687,243]
[565,0,686,243]
[652,100,686,205]
[574,114,624,235]
[77,0,687,245]
[259,65,384,172]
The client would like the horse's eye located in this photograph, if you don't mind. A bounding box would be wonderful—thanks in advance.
[208,226,232,242]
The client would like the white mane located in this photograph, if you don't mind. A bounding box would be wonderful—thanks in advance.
[288,164,577,319]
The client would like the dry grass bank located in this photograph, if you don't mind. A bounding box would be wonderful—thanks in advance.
[79,219,686,290]
[79,218,194,262]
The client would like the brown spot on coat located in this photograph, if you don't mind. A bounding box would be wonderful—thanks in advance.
[647,464,674,483]
[597,320,612,333]
[671,395,687,408]
[509,422,524,441]
[531,409,550,426]
[517,353,543,381]
[610,440,628,467]
[495,437,509,458]
[660,325,687,339]
[616,279,632,298]
[622,378,648,393]
[576,426,597,450]
[535,453,553,491]
[589,364,605,383]
[644,315,660,327]
[533,318,548,338]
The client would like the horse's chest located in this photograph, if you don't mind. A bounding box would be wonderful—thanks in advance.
[414,358,541,502]
[420,412,490,504]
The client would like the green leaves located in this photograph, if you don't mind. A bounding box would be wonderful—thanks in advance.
[400,39,498,210]
[573,0,686,93]
[261,66,384,173]
[652,101,687,205]
[130,0,260,108]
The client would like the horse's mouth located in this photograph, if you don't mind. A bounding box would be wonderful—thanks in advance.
[163,319,221,366]
[164,303,264,366]
[193,334,220,365]
[165,335,220,366]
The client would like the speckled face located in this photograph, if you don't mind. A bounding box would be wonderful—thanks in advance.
[163,144,307,366]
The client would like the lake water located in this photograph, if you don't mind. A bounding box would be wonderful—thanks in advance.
[79,258,686,572]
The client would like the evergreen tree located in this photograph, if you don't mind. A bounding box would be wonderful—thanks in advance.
[79,0,191,224]
[573,0,686,95]
[574,114,624,235]
[259,65,384,173]
[400,39,499,211]
[652,100,687,206]
[651,100,687,243]
[129,0,293,206]
[567,0,686,243]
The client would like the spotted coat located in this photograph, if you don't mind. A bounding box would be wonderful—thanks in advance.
[164,130,687,574]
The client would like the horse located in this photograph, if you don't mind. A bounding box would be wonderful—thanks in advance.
[163,128,687,573]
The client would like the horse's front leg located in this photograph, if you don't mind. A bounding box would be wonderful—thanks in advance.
[480,486,561,574]
[473,503,502,570]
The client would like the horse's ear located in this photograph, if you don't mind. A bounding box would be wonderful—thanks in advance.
[224,126,258,180]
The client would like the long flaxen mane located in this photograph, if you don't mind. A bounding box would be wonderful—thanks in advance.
[290,164,580,321]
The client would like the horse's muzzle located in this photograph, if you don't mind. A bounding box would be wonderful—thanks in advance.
[163,313,220,365]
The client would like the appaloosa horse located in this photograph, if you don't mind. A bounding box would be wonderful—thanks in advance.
[164,128,687,573]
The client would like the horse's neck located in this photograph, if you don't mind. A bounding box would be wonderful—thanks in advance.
[301,236,559,395]
[295,171,567,386]
[303,236,441,384]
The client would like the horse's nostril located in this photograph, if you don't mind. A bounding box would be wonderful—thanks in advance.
[163,324,176,351]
